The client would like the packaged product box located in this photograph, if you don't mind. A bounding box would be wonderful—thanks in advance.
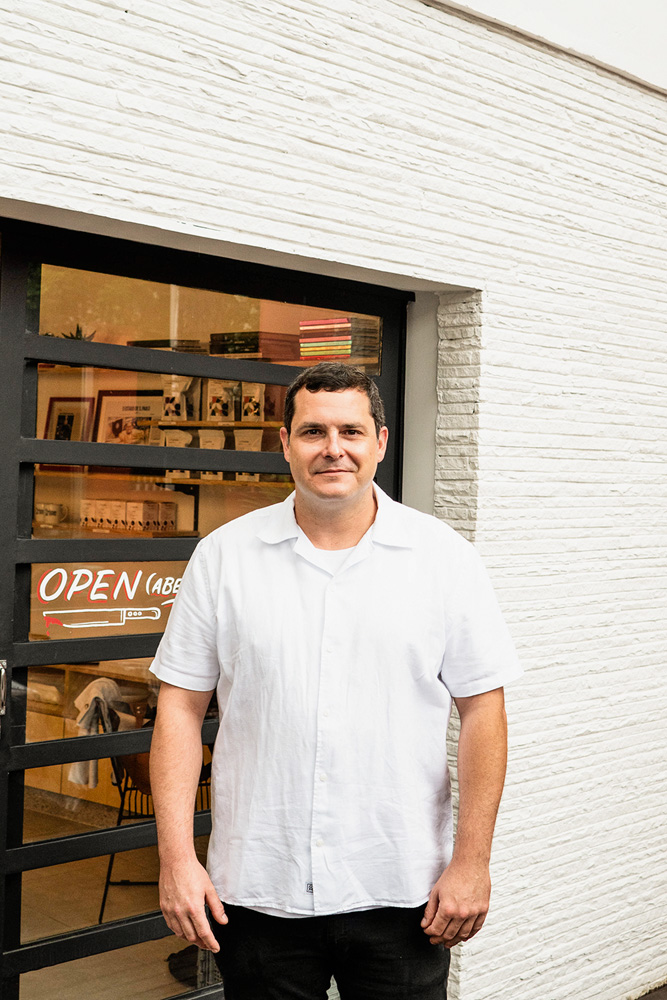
[126,501,160,532]
[142,501,160,532]
[95,499,114,531]
[234,428,263,482]
[241,382,265,422]
[125,501,144,532]
[79,498,97,531]
[199,428,226,481]
[110,500,127,531]
[158,502,177,532]
[204,379,237,423]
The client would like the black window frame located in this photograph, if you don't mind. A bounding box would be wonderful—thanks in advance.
[0,217,412,998]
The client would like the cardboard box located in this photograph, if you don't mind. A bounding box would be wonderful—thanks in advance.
[158,502,177,532]
[110,500,127,531]
[79,499,97,531]
[126,501,159,532]
[95,500,114,532]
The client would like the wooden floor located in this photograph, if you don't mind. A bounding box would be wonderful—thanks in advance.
[21,808,206,999]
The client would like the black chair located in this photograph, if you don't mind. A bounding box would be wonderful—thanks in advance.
[98,750,211,923]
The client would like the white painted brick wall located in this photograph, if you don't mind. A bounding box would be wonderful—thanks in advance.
[1,2,667,999]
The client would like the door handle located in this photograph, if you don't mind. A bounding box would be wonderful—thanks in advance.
[0,660,6,717]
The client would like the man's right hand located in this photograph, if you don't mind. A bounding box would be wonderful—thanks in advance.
[159,856,228,953]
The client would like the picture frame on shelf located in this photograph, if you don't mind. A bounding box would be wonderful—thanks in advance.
[93,390,163,446]
[44,396,95,442]
[41,396,95,472]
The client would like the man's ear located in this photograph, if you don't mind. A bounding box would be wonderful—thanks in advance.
[280,426,290,460]
[377,425,389,462]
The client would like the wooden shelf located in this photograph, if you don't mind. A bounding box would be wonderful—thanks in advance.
[157,420,282,428]
[34,469,291,486]
[32,524,200,539]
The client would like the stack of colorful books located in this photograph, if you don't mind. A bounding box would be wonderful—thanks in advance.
[299,318,353,361]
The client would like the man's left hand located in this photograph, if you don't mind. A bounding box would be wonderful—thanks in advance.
[420,861,491,947]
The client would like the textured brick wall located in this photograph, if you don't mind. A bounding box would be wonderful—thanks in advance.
[2,2,667,999]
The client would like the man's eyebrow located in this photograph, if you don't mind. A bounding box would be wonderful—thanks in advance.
[295,421,367,431]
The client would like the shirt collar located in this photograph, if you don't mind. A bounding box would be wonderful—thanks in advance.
[257,486,413,549]
[256,493,300,545]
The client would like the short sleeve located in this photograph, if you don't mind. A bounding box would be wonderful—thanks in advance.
[150,540,221,691]
[440,544,522,697]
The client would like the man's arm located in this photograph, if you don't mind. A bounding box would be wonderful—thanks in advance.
[421,686,508,947]
[150,681,227,952]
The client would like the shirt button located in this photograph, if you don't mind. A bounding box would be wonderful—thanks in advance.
[316,838,324,847]
[322,709,330,718]
[319,773,327,782]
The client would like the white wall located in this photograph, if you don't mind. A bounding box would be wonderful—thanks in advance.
[1,2,667,999]
[432,0,667,92]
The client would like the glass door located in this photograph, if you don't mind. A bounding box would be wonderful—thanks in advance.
[0,219,410,999]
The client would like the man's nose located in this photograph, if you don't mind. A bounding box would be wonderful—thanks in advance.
[323,431,344,457]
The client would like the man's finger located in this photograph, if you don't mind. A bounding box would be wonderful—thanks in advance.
[432,915,463,944]
[175,912,218,953]
[206,889,228,926]
[421,893,438,929]
[443,914,477,947]
[189,907,221,952]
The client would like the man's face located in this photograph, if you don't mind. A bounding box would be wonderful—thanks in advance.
[280,388,388,504]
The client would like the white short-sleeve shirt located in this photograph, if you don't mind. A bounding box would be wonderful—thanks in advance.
[150,487,521,916]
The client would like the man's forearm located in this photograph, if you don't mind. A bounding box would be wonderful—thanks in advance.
[149,681,226,951]
[452,687,508,868]
[150,682,213,864]
[421,686,508,946]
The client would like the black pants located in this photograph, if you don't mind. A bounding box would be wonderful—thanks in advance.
[212,904,450,1000]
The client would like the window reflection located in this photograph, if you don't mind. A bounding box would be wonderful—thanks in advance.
[20,930,217,998]
[36,364,288,452]
[22,661,218,745]
[30,263,382,373]
[33,464,293,540]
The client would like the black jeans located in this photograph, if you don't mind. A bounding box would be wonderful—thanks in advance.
[212,904,450,1000]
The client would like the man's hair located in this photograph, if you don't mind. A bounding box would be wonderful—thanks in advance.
[283,362,386,437]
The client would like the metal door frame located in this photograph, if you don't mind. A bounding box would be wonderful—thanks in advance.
[0,218,411,998]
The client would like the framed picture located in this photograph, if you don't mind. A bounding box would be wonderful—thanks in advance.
[41,396,95,471]
[44,396,95,442]
[93,390,163,446]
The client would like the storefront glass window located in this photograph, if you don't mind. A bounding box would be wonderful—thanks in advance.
[36,364,289,453]
[30,264,383,373]
[20,659,219,744]
[32,464,293,540]
[20,913,215,996]
[21,831,209,941]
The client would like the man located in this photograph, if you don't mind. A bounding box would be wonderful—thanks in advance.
[149,362,521,999]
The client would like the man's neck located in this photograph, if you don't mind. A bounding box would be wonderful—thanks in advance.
[293,487,378,550]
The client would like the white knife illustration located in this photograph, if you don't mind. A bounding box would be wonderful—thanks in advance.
[43,607,162,629]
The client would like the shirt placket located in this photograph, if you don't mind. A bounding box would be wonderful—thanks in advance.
[310,572,338,912]
[309,539,373,912]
